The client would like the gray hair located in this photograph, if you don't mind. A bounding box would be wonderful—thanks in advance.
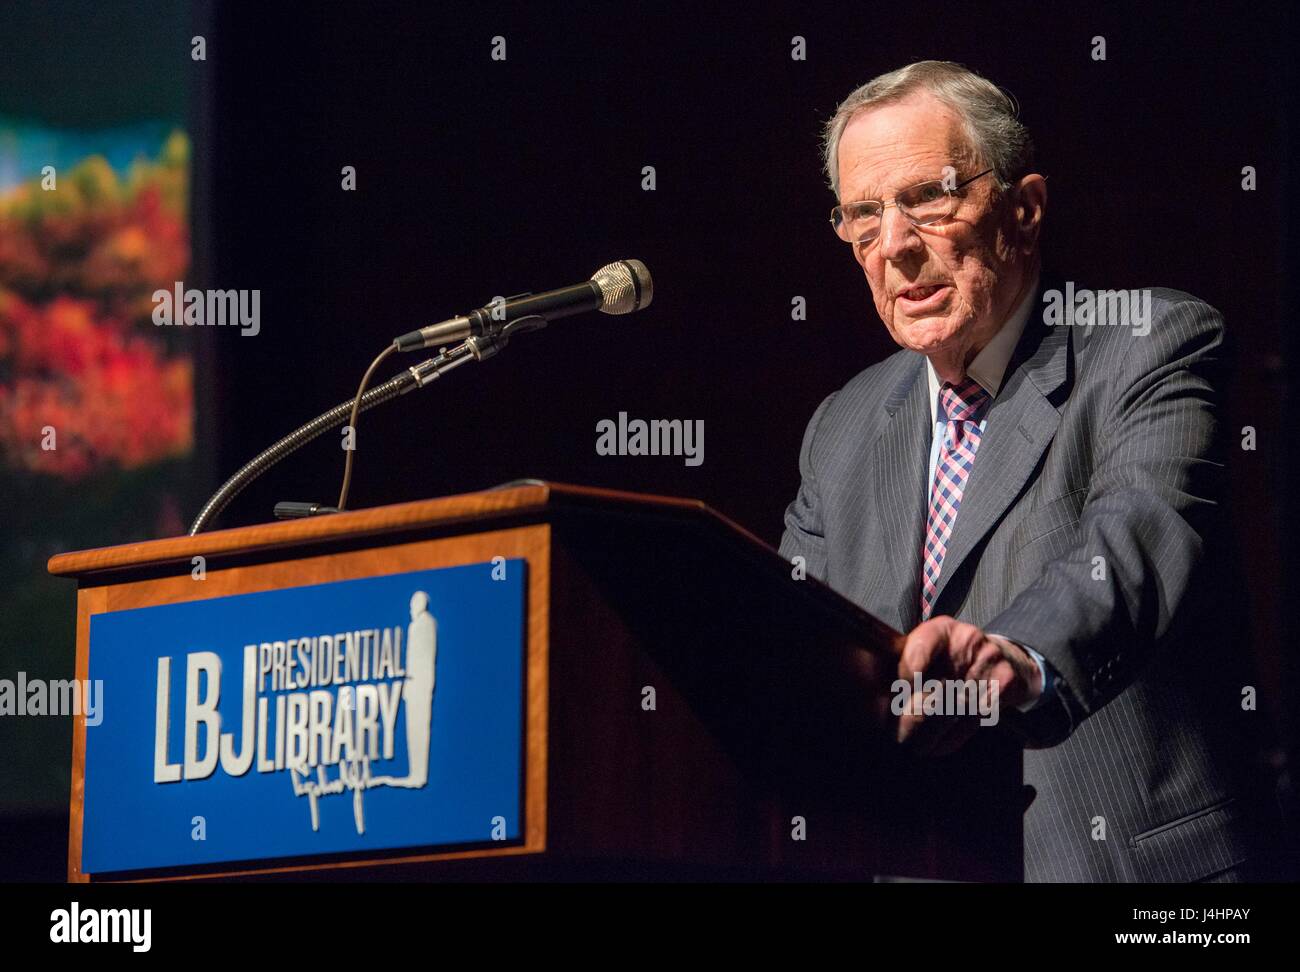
[822,60,1034,199]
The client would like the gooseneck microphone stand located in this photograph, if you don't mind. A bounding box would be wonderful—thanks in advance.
[187,317,546,536]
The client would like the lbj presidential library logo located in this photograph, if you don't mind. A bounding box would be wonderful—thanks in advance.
[82,563,525,874]
[154,591,438,836]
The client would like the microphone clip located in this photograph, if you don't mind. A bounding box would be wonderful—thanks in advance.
[466,314,548,361]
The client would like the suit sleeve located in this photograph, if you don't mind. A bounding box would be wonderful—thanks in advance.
[988,299,1226,748]
[778,392,838,582]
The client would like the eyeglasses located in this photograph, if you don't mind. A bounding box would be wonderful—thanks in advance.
[829,168,995,245]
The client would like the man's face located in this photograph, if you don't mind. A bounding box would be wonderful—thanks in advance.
[836,92,1029,363]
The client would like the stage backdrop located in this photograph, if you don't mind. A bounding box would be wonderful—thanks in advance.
[0,0,205,879]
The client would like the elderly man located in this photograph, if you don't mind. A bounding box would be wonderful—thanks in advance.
[780,60,1269,882]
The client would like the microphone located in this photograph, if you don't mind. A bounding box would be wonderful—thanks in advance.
[394,259,653,352]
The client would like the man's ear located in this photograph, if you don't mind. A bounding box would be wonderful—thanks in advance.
[1012,174,1047,254]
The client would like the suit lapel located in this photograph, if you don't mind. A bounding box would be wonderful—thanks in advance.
[927,293,1072,613]
[850,358,931,632]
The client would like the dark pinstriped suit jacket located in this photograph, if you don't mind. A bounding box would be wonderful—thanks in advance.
[779,277,1266,882]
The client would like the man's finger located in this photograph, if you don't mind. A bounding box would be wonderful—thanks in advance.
[899,615,954,680]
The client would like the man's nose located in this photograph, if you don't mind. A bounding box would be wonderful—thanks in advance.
[877,205,921,262]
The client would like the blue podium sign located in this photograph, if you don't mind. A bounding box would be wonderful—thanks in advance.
[82,560,526,873]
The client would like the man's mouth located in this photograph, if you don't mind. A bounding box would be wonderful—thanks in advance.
[896,283,952,311]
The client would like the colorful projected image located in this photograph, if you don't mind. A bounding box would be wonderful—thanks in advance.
[0,123,193,478]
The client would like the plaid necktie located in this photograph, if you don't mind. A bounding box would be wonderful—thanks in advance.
[920,376,992,620]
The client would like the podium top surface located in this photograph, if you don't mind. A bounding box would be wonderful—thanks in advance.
[48,480,903,656]
[47,481,710,578]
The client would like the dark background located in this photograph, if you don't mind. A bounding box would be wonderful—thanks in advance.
[4,0,1297,878]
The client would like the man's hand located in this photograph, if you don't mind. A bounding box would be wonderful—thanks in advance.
[895,616,1042,756]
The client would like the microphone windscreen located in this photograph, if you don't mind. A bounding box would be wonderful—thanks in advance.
[591,259,653,315]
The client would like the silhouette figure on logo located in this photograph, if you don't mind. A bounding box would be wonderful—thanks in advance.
[395,590,436,788]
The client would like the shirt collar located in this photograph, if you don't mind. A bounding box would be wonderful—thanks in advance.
[926,271,1040,425]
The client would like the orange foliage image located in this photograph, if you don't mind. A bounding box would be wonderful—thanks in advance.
[0,130,193,478]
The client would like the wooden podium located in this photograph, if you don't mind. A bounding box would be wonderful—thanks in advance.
[49,481,1022,882]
